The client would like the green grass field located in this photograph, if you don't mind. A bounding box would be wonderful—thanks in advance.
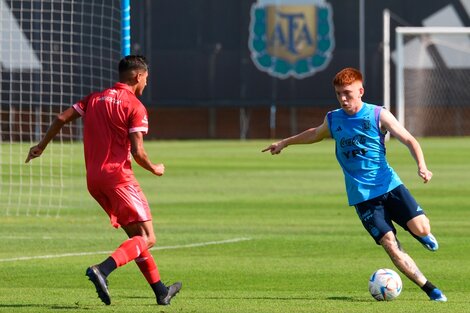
[1,138,470,312]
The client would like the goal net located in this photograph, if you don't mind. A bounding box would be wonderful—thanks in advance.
[0,0,122,216]
[395,27,470,136]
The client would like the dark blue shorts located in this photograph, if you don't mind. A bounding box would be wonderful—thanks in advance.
[354,184,425,244]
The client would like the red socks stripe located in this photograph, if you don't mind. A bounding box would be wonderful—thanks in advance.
[109,236,162,287]
[111,236,147,267]
[135,249,161,284]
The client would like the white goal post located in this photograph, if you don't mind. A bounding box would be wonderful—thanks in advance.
[394,26,470,136]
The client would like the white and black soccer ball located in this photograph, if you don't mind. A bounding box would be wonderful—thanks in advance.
[368,268,402,301]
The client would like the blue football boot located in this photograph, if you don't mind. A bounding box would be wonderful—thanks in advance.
[415,233,439,251]
[428,288,447,302]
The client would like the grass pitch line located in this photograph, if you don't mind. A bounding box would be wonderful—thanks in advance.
[0,237,252,263]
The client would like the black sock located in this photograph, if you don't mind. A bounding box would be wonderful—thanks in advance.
[98,257,117,277]
[421,281,437,295]
[151,281,168,298]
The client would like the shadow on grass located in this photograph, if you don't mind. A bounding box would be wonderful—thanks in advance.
[326,296,371,302]
[123,295,315,301]
[0,304,92,310]
[181,296,372,302]
[122,295,372,303]
[123,295,154,299]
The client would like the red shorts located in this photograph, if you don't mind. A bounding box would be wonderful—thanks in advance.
[88,183,152,228]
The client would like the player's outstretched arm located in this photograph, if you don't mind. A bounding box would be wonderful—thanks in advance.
[380,109,432,183]
[129,131,164,176]
[262,116,331,155]
[25,107,81,163]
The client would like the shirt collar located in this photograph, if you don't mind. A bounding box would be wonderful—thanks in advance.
[113,82,135,94]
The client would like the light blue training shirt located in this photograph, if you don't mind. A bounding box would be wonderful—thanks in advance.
[327,102,402,205]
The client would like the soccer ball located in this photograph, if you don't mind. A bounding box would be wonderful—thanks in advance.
[368,268,402,301]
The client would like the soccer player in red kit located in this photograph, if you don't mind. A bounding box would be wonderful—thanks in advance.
[25,55,181,306]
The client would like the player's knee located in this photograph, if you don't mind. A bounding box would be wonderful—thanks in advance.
[379,232,401,253]
[144,234,156,248]
[380,234,392,245]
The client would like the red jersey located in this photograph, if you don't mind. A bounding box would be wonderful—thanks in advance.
[73,82,149,188]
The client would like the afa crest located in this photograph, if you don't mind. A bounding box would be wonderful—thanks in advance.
[249,0,335,79]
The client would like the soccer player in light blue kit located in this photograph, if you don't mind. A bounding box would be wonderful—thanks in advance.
[263,67,447,301]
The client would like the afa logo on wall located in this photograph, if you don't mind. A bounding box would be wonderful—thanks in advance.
[249,0,335,79]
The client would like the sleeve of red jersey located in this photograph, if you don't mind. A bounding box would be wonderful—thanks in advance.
[72,94,91,116]
[129,104,149,134]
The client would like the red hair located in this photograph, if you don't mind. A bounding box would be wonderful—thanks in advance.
[332,67,363,86]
